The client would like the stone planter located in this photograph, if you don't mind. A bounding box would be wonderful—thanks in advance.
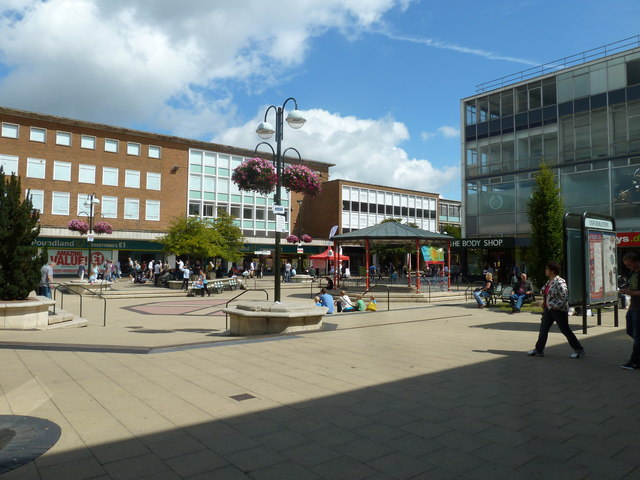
[223,301,326,336]
[64,281,112,295]
[0,296,55,329]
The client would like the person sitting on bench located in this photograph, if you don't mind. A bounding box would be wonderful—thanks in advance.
[509,272,534,313]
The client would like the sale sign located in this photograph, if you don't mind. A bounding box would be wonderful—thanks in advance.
[47,249,109,275]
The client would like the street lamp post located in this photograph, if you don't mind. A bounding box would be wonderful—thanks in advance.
[297,199,303,272]
[83,193,100,274]
[256,97,306,303]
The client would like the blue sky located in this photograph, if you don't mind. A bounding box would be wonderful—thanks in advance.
[1,0,640,200]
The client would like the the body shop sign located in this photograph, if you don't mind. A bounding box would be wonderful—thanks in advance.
[47,249,109,275]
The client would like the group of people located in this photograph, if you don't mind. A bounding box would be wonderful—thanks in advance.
[77,259,121,284]
[314,288,377,314]
[471,255,640,370]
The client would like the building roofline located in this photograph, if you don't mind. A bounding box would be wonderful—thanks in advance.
[322,178,439,197]
[467,35,640,98]
[0,105,335,168]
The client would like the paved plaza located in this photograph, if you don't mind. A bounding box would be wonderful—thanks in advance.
[0,281,639,479]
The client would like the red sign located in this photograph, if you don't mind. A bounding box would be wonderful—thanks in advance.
[617,232,640,247]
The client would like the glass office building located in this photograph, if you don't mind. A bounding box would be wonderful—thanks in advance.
[461,38,640,277]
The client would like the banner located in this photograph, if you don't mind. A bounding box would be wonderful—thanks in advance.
[47,249,110,275]
[420,245,444,263]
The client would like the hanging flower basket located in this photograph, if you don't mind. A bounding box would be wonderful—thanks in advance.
[67,219,89,235]
[282,164,321,197]
[231,157,277,195]
[93,222,113,234]
[286,234,299,244]
[301,234,313,243]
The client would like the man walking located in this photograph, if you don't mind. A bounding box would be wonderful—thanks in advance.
[39,261,56,298]
[620,252,640,370]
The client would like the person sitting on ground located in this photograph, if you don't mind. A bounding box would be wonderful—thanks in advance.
[366,295,377,312]
[318,288,334,314]
[314,296,322,306]
[324,276,334,290]
[336,290,354,312]
[354,295,366,311]
[473,272,494,308]
[509,272,534,313]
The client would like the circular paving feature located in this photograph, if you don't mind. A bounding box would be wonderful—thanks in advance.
[0,415,61,474]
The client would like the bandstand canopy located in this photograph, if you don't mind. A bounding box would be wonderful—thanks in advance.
[331,222,453,244]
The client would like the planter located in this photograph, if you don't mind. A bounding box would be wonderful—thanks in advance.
[0,296,55,329]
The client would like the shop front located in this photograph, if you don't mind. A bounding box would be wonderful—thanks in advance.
[452,237,517,283]
[34,237,164,277]
[239,243,324,275]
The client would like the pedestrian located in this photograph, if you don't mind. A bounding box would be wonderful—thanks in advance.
[509,272,534,313]
[318,288,334,314]
[78,260,86,281]
[181,263,191,290]
[39,261,55,298]
[284,261,292,282]
[154,260,162,286]
[473,272,494,308]
[619,252,640,370]
[527,261,585,359]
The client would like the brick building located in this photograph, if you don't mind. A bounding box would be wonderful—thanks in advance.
[0,106,331,275]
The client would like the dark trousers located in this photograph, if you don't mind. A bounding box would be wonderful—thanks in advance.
[535,308,583,353]
[626,309,640,364]
[182,278,189,290]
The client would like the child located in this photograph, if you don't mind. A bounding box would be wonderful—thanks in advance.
[366,295,377,312]
[314,296,322,306]
[354,295,366,311]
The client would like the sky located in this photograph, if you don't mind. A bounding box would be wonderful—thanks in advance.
[1,1,640,201]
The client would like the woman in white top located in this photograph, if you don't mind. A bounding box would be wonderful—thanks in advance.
[336,290,354,312]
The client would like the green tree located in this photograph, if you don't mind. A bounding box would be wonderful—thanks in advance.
[159,213,243,263]
[0,169,47,300]
[527,163,564,286]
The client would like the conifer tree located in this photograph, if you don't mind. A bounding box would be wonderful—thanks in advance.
[527,163,564,286]
[0,169,47,300]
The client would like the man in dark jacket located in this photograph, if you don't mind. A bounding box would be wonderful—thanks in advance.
[509,272,534,313]
[620,252,640,370]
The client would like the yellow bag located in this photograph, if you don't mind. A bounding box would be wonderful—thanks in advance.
[366,301,377,312]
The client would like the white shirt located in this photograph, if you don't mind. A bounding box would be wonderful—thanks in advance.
[177,260,184,270]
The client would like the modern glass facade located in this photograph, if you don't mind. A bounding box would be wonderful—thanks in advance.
[188,148,290,236]
[462,45,640,238]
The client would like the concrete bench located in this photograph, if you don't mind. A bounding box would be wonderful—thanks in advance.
[223,301,327,335]
[289,274,314,284]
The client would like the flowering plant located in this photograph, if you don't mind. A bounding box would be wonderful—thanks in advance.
[93,222,113,234]
[282,164,321,197]
[301,234,313,243]
[286,234,299,244]
[67,219,89,234]
[231,157,277,195]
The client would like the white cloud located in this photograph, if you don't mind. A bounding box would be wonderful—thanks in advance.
[0,0,412,129]
[421,125,459,141]
[216,109,460,195]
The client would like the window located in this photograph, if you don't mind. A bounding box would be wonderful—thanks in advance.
[0,154,18,174]
[1,123,19,139]
[127,142,141,156]
[53,161,71,181]
[124,198,139,219]
[105,138,119,153]
[81,135,96,149]
[125,169,140,188]
[26,158,46,179]
[203,203,214,217]
[102,167,119,186]
[77,194,91,216]
[56,131,72,146]
[101,196,117,218]
[26,189,44,212]
[30,127,46,142]
[145,200,160,221]
[243,207,253,219]
[78,164,96,184]
[188,202,201,216]
[51,192,70,215]
[146,172,161,190]
[148,145,161,158]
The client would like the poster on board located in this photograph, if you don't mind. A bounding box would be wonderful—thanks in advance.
[587,231,617,304]
[420,245,444,263]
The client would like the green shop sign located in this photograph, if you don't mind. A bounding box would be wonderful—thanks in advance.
[34,237,163,252]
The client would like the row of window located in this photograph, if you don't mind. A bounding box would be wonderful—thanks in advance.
[27,191,160,221]
[1,123,162,158]
[439,204,461,218]
[341,200,437,219]
[342,186,437,210]
[0,154,161,189]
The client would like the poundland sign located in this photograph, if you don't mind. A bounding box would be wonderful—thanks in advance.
[451,237,514,248]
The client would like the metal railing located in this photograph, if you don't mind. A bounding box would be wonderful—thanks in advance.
[54,283,108,326]
[476,34,640,93]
